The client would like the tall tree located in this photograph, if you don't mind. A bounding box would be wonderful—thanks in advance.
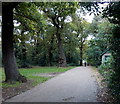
[36,2,100,67]
[2,2,45,82]
[2,3,27,83]
[71,14,90,66]
[2,2,101,83]
[41,2,78,67]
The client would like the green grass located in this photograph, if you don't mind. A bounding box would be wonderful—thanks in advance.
[20,66,75,75]
[1,66,76,88]
[27,75,51,86]
[2,82,21,87]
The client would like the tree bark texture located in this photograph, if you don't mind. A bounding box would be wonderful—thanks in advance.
[2,3,27,83]
[79,45,83,66]
[56,29,67,67]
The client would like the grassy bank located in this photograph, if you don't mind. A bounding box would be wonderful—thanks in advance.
[1,66,76,87]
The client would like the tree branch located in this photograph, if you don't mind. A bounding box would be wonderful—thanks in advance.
[13,12,38,23]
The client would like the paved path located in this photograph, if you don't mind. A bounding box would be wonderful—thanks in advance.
[6,67,100,102]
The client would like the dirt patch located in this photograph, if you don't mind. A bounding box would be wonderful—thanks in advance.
[2,79,34,102]
[90,66,115,103]
[34,72,63,77]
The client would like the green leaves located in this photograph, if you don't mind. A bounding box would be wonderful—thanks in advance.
[85,14,114,67]
[13,2,104,67]
[103,2,120,25]
[14,2,46,33]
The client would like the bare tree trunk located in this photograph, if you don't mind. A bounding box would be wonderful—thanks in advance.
[2,4,27,83]
[79,45,83,66]
[56,29,67,67]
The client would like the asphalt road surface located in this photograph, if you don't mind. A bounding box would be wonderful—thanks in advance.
[6,66,100,102]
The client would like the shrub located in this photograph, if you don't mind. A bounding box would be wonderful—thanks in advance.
[98,56,114,84]
[99,56,113,70]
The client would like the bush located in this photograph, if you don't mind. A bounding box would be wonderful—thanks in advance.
[98,56,114,84]
[99,56,113,70]
[17,59,30,68]
[67,63,79,66]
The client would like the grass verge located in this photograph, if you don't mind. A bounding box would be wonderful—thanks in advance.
[1,66,76,87]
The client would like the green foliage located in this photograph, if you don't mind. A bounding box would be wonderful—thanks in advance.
[14,42,29,68]
[109,25,120,102]
[103,2,120,25]
[86,45,102,67]
[13,2,47,67]
[99,68,114,89]
[0,37,1,67]
[69,14,91,65]
[103,2,120,102]
[13,2,80,67]
[98,56,118,101]
[79,2,100,14]
[86,15,113,67]
[99,56,113,70]
[12,2,103,68]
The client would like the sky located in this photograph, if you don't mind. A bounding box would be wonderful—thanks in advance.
[83,3,108,23]
[82,13,94,23]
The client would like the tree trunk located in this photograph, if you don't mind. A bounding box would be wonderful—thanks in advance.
[79,45,83,66]
[48,34,54,66]
[2,4,27,83]
[56,29,67,67]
